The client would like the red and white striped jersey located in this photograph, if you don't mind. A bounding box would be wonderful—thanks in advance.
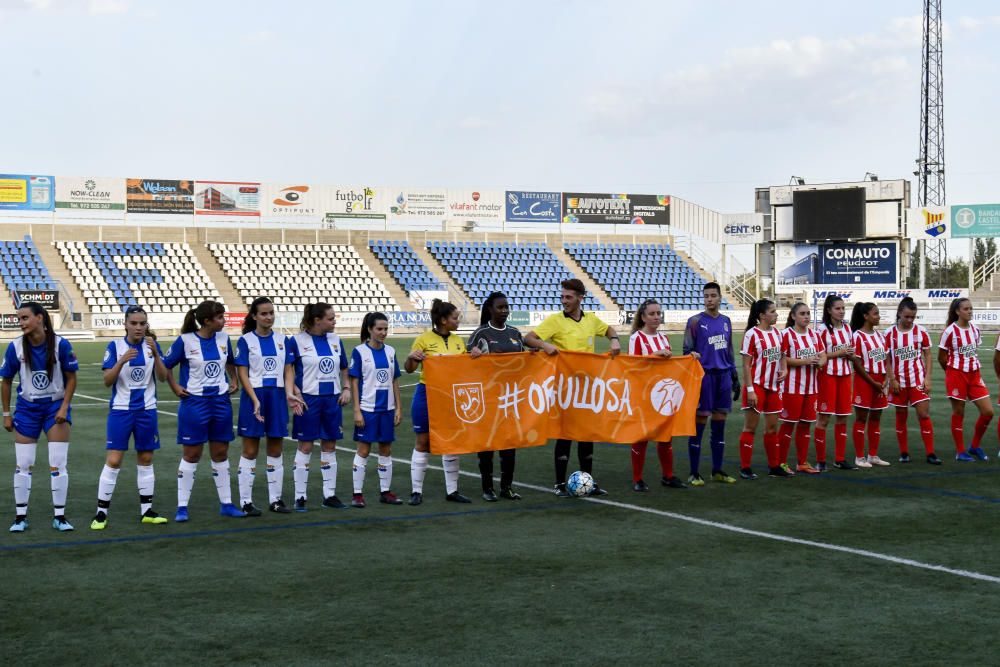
[741,326,783,391]
[885,324,931,387]
[781,327,821,395]
[853,329,888,375]
[629,330,671,357]
[939,323,982,372]
[818,324,853,376]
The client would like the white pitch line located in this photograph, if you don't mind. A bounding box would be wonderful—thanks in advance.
[72,392,1000,585]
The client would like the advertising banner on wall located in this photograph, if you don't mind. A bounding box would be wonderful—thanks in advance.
[446,189,503,224]
[0,174,54,211]
[907,206,950,240]
[389,188,448,219]
[504,191,561,223]
[721,213,765,245]
[194,181,261,217]
[775,242,898,293]
[808,288,967,305]
[950,204,1000,238]
[126,178,194,214]
[323,185,387,227]
[561,193,670,225]
[13,290,59,310]
[260,183,323,226]
[55,176,125,211]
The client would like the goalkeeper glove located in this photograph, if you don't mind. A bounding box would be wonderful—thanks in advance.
[731,373,741,401]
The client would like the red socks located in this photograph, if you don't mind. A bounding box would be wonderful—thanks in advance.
[739,431,754,468]
[630,442,647,482]
[866,420,881,456]
[972,414,992,448]
[764,433,779,468]
[919,416,935,455]
[895,411,909,455]
[778,422,794,465]
[656,443,674,479]
[834,423,847,461]
[852,421,866,458]
[815,427,827,464]
[951,414,966,453]
[795,424,810,466]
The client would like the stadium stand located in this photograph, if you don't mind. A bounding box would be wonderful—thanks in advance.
[368,240,441,295]
[1,236,59,300]
[564,242,730,311]
[56,241,220,314]
[425,240,602,311]
[208,243,396,313]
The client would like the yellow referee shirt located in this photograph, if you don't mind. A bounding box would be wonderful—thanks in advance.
[411,329,467,384]
[533,311,609,353]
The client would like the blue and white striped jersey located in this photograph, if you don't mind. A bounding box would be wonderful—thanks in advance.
[235,331,292,389]
[0,336,79,402]
[103,338,162,410]
[163,331,234,396]
[288,332,348,396]
[349,342,401,412]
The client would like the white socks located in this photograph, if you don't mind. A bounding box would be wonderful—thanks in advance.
[238,456,256,506]
[177,459,197,507]
[410,450,429,493]
[352,454,367,494]
[48,442,69,516]
[13,442,36,517]
[293,450,310,500]
[211,459,233,505]
[377,455,392,493]
[97,464,120,515]
[320,450,337,498]
[137,464,155,516]
[266,455,283,503]
[443,456,460,495]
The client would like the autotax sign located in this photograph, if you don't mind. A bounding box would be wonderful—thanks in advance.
[951,204,1000,238]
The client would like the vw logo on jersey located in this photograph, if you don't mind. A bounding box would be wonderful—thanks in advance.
[376,369,390,384]
[31,371,50,390]
[129,367,146,383]
[204,361,222,379]
[263,357,278,372]
[318,357,336,374]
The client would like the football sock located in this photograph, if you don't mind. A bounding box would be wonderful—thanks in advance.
[352,454,367,494]
[410,449,429,493]
[795,424,810,466]
[237,456,255,506]
[177,459,197,507]
[972,414,992,448]
[478,451,495,491]
[656,443,674,479]
[950,414,965,453]
[764,432,779,469]
[499,449,515,489]
[554,439,571,484]
[866,419,881,456]
[578,442,594,474]
[97,464,120,514]
[377,455,392,493]
[834,423,848,461]
[688,422,705,476]
[48,442,69,516]
[895,411,909,455]
[739,431,754,469]
[293,450,310,499]
[709,420,726,472]
[814,426,827,463]
[918,417,936,456]
[320,450,337,498]
[630,442,648,482]
[13,442,36,517]
[852,421,866,458]
[778,422,794,464]
[443,456,460,494]
[265,455,283,503]
[137,464,155,515]
[210,459,232,505]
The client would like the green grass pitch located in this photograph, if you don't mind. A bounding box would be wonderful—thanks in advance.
[2,333,1000,665]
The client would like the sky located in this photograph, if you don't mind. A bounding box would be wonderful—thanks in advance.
[1,0,998,216]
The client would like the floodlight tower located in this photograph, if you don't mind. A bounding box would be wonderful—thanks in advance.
[915,0,945,287]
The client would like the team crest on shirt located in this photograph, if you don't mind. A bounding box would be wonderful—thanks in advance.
[263,358,278,372]
[376,369,390,384]
[129,368,145,383]
[204,362,222,379]
[452,383,485,424]
[318,358,336,374]
[31,372,50,390]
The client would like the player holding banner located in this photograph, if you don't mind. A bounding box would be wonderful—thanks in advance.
[938,297,992,462]
[778,303,825,474]
[885,297,940,464]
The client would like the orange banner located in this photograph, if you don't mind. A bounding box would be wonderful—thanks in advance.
[424,351,705,455]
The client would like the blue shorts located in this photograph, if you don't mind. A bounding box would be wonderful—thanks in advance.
[411,384,429,434]
[107,409,160,451]
[354,410,396,444]
[292,393,343,442]
[238,387,289,439]
[177,394,234,445]
[698,370,733,415]
[13,398,71,440]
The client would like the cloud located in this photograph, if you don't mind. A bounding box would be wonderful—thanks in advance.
[458,116,493,130]
[242,29,275,44]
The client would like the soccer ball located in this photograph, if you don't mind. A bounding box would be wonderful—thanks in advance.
[566,471,595,497]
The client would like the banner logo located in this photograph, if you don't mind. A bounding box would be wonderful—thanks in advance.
[650,378,685,416]
[274,185,309,206]
[452,383,485,424]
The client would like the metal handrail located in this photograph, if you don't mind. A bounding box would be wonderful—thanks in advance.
[973,252,1000,291]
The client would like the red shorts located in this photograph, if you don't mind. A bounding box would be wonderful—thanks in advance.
[888,385,930,408]
[817,373,852,416]
[742,383,782,414]
[854,373,888,410]
[780,392,817,423]
[945,368,990,402]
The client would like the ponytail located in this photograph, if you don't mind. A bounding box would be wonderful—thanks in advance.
[821,295,843,331]
[243,296,273,335]
[945,298,970,327]
[18,302,56,378]
[632,299,659,333]
[181,300,225,334]
[896,296,917,324]
[431,299,458,331]
[849,302,874,332]
[785,302,807,329]
[360,312,388,343]
[301,302,332,332]
[745,299,773,332]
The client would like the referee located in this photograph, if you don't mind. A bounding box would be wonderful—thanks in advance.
[524,278,620,496]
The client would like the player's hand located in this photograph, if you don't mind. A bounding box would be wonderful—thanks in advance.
[655,348,672,358]
[354,413,365,429]
[54,406,68,424]
[407,350,426,363]
[690,351,701,360]
[287,393,306,416]
[746,388,757,408]
[608,339,621,357]
[338,389,350,406]
[252,399,265,423]
[228,379,239,395]
[777,368,787,383]
[172,383,190,398]
[873,383,885,397]
[469,347,483,359]
[542,343,558,356]
[145,337,159,357]
[120,347,138,364]
[922,382,930,395]
[394,408,402,426]
[3,415,12,432]
[890,379,900,394]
